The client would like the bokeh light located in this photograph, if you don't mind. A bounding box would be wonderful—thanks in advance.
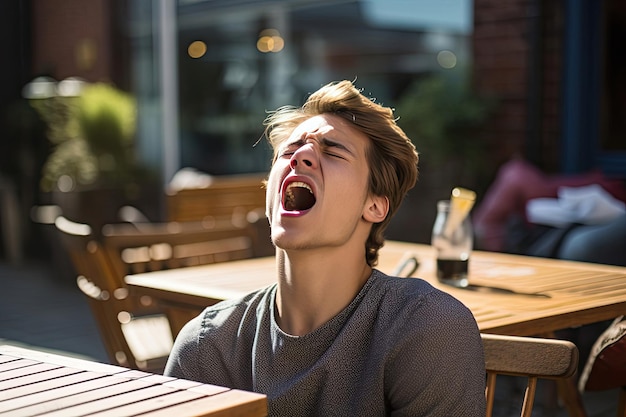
[437,50,457,69]
[257,29,284,53]
[188,40,207,58]
[57,175,75,192]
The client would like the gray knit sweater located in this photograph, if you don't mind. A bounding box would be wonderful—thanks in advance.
[164,269,486,416]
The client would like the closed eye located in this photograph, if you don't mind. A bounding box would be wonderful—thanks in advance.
[278,137,352,160]
[324,150,346,159]
[321,139,351,159]
[279,139,305,158]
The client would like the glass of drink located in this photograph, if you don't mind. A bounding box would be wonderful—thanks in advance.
[431,199,473,287]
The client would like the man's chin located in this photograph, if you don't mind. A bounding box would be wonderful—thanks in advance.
[271,231,310,252]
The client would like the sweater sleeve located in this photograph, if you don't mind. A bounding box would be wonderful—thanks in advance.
[163,312,204,381]
[385,290,486,417]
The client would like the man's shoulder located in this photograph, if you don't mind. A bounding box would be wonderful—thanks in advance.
[196,284,276,328]
[371,269,439,300]
[368,271,480,346]
[370,270,473,318]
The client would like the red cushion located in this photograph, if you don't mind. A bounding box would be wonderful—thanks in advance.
[579,316,626,391]
[473,158,626,252]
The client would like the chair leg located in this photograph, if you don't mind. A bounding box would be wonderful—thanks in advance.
[618,386,626,417]
[520,377,538,417]
[485,373,496,417]
[555,378,588,417]
[542,331,588,417]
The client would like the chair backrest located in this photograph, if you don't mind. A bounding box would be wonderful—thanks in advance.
[54,216,173,373]
[482,333,579,417]
[101,218,258,278]
[165,173,267,222]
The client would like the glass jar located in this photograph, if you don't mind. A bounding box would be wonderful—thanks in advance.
[431,200,473,287]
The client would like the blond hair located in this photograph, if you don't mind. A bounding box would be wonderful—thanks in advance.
[264,80,419,266]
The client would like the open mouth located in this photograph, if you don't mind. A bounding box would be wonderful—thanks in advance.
[283,181,316,211]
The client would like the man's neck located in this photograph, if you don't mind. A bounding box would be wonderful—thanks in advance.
[274,245,372,336]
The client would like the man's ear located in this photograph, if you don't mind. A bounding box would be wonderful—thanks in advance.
[363,195,389,223]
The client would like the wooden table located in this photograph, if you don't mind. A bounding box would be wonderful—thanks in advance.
[124,241,626,417]
[125,241,626,338]
[0,345,267,417]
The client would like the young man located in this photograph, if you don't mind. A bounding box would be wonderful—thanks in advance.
[165,80,486,416]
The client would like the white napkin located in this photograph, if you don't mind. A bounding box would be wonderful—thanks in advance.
[526,184,626,227]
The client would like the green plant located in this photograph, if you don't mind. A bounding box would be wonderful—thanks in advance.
[32,82,140,191]
[395,70,496,180]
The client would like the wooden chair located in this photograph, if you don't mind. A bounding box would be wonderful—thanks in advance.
[54,216,173,373]
[165,172,267,223]
[101,215,269,335]
[482,333,579,417]
[101,217,258,276]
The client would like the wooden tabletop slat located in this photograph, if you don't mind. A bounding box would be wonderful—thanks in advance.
[0,371,119,403]
[3,379,156,417]
[0,350,127,375]
[0,362,61,382]
[86,389,205,417]
[0,356,19,365]
[116,369,153,379]
[133,389,268,417]
[187,384,231,396]
[0,359,39,373]
[39,384,178,417]
[0,374,129,413]
[161,378,206,390]
[0,366,83,392]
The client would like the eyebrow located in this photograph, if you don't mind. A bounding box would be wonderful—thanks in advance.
[282,135,356,157]
[320,137,355,156]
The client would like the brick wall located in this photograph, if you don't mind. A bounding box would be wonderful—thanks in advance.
[473,0,564,173]
[31,0,113,82]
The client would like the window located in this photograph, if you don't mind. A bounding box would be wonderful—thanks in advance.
[171,0,471,176]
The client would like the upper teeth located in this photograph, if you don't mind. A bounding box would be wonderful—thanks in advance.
[287,182,312,193]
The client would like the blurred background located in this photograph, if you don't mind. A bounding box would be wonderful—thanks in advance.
[1,0,625,266]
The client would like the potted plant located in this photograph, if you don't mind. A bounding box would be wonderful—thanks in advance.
[27,78,156,232]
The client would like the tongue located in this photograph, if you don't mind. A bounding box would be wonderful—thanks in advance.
[286,187,316,211]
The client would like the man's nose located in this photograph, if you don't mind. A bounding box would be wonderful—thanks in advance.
[289,144,317,169]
